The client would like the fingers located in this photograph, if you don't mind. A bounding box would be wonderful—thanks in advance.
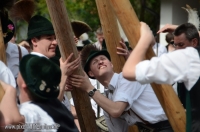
[64,84,73,91]
[66,53,74,63]
[119,41,127,49]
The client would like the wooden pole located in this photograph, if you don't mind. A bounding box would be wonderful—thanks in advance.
[109,0,186,132]
[95,0,125,73]
[0,18,7,65]
[95,1,138,131]
[0,17,7,102]
[45,0,98,132]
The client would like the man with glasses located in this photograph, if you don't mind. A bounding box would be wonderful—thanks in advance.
[123,22,200,132]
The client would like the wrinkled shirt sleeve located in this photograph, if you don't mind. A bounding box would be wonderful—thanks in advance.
[135,47,200,91]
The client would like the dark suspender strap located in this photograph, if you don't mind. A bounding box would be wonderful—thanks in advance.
[186,90,192,132]
[17,45,22,61]
[129,109,150,124]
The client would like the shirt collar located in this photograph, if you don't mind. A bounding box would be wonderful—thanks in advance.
[31,52,49,59]
[106,73,119,91]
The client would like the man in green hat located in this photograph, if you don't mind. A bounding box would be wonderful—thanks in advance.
[66,44,173,132]
[0,54,79,132]
[26,15,80,110]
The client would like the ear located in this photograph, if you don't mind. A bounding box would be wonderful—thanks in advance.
[31,38,38,47]
[111,63,113,68]
[88,71,95,78]
[21,82,28,90]
[192,38,198,47]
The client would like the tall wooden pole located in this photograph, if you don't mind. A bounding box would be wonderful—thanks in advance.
[0,17,7,102]
[95,0,125,73]
[45,0,98,132]
[95,0,138,131]
[109,0,186,132]
[0,19,7,64]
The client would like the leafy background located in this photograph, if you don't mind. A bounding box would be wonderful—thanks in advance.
[14,0,160,43]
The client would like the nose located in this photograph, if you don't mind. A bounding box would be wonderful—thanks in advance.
[98,59,104,65]
[52,39,58,45]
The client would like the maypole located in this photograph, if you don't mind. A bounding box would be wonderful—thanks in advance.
[109,0,186,131]
[45,0,98,131]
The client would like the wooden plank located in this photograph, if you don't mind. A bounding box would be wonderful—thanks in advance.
[109,0,186,131]
[0,16,7,102]
[95,0,125,73]
[45,0,98,132]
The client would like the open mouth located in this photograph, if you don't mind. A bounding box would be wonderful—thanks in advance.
[98,65,106,69]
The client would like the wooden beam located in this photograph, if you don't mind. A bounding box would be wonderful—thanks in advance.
[0,18,7,65]
[95,0,125,73]
[0,17,7,102]
[45,0,98,132]
[109,0,186,132]
[95,1,138,131]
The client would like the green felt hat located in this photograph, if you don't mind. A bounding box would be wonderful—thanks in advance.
[19,54,61,100]
[27,15,54,40]
[84,49,111,79]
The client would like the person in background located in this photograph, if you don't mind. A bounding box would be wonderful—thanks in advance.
[0,54,79,132]
[165,33,175,52]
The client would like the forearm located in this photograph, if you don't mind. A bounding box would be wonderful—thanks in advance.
[91,90,127,118]
[0,88,23,126]
[123,36,150,81]
[58,75,67,101]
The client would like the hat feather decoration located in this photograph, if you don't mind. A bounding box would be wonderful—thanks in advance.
[182,4,200,30]
[71,20,92,38]
[80,44,99,68]
[9,0,36,23]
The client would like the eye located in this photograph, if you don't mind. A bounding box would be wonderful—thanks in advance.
[92,61,98,65]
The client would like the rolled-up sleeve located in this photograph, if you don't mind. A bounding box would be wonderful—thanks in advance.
[0,61,16,88]
[135,47,200,91]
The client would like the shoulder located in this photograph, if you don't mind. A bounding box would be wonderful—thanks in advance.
[19,102,55,124]
[19,45,29,56]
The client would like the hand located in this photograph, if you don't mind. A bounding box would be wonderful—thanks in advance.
[64,79,73,91]
[18,41,31,52]
[59,53,81,76]
[68,72,93,92]
[140,22,155,46]
[0,80,15,92]
[116,40,130,60]
[157,24,178,34]
[74,36,79,44]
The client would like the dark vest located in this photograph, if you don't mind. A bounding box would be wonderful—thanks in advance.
[32,99,79,132]
[177,46,200,132]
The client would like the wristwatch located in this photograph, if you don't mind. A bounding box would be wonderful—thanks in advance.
[88,88,97,97]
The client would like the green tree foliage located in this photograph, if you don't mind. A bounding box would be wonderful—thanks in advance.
[15,0,160,42]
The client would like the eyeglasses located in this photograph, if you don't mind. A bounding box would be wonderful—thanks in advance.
[173,43,185,48]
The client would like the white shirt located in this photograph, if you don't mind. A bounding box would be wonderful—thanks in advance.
[103,111,128,132]
[70,78,104,117]
[105,73,167,128]
[0,61,16,87]
[152,43,167,57]
[6,42,29,78]
[136,47,200,91]
[31,52,48,59]
[19,102,58,132]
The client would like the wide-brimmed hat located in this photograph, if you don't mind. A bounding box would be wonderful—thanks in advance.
[19,54,61,100]
[82,45,111,79]
[1,19,15,44]
[27,15,54,40]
